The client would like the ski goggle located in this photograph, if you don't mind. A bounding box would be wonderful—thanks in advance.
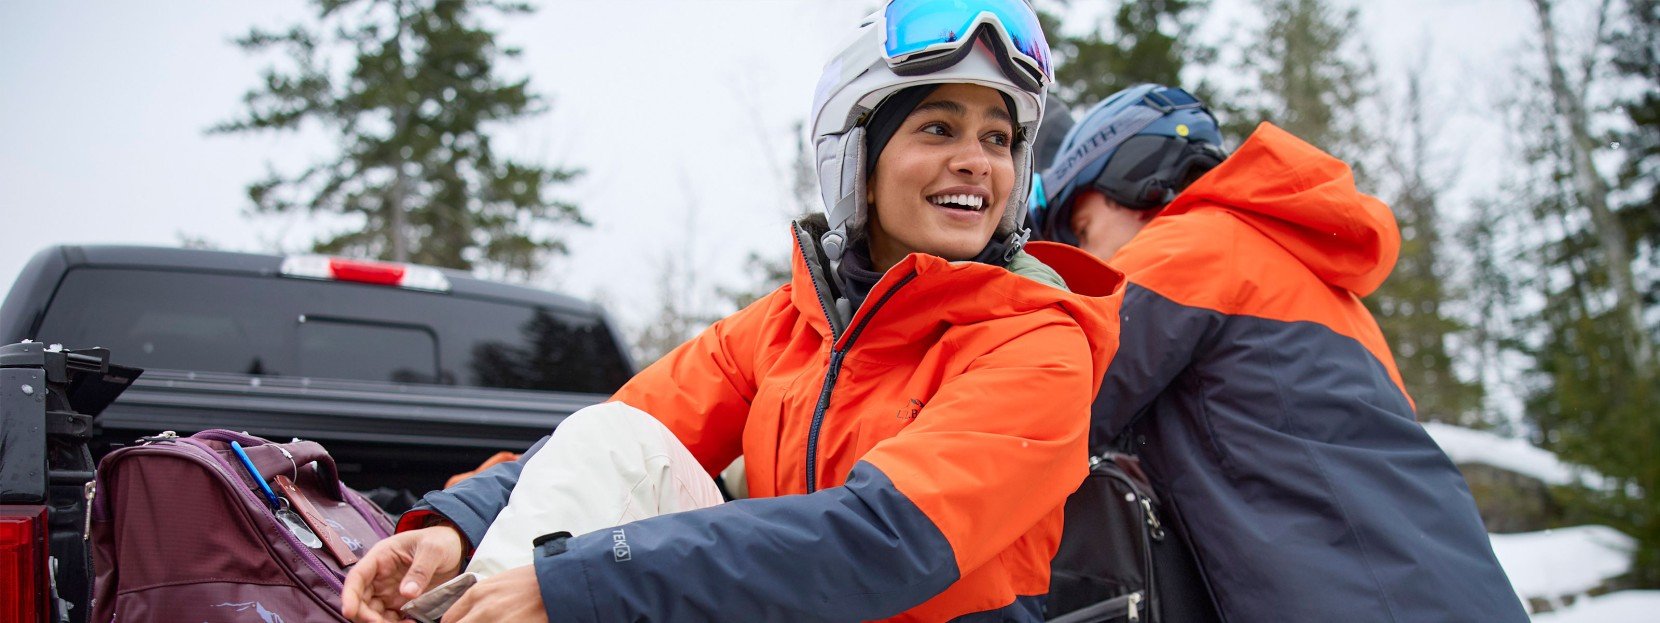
[881,0,1053,94]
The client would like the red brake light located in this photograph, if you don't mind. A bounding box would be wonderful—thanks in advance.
[0,505,50,623]
[281,255,452,292]
[327,258,406,286]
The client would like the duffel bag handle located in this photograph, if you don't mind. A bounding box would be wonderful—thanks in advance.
[244,440,344,500]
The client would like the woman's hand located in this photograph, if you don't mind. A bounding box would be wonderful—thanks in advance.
[341,525,467,623]
[444,565,549,623]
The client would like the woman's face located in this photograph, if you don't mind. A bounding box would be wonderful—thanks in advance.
[867,83,1016,271]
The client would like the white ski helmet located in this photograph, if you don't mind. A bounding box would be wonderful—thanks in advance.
[809,0,1052,264]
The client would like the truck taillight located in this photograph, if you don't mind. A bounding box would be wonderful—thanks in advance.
[0,505,50,623]
[281,255,452,292]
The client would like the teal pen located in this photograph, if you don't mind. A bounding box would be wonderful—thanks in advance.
[229,441,282,510]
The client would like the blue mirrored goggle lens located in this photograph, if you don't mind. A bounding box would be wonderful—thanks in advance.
[883,0,1052,79]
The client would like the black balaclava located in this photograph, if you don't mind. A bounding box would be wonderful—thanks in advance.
[840,85,1020,313]
[864,85,941,178]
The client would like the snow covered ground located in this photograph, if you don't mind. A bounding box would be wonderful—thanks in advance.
[1491,525,1636,599]
[1422,423,1659,620]
[1530,590,1660,622]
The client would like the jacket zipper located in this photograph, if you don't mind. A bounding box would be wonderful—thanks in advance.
[805,271,917,493]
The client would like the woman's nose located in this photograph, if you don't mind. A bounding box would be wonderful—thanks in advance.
[949,139,992,177]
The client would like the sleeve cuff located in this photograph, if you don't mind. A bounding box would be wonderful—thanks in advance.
[408,493,497,551]
[534,532,602,623]
[394,508,440,534]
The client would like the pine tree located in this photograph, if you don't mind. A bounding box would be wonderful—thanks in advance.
[1511,0,1660,586]
[1038,0,1212,107]
[1370,61,1484,426]
[1455,195,1529,435]
[1609,0,1659,323]
[1222,0,1376,173]
[1529,0,1652,366]
[214,0,585,277]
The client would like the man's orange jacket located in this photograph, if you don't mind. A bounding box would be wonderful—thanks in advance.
[411,221,1124,622]
[1095,123,1527,621]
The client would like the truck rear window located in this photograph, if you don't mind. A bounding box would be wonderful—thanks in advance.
[34,268,630,394]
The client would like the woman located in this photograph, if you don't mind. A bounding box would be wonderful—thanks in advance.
[344,2,1124,621]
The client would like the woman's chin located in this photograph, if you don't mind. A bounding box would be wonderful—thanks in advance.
[914,237,988,261]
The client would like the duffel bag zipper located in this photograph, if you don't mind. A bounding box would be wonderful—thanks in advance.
[82,481,95,541]
[1047,590,1145,623]
[196,429,392,539]
[174,437,344,593]
[185,431,346,583]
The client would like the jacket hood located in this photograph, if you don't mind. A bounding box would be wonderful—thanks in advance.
[1162,122,1400,296]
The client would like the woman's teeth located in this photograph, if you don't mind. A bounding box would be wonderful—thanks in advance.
[928,194,984,211]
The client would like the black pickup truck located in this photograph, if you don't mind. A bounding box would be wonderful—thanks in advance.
[0,245,636,623]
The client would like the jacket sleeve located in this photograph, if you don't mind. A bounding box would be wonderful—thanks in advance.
[529,313,1095,622]
[396,290,787,540]
[1091,221,1231,445]
[396,436,549,544]
[606,288,788,475]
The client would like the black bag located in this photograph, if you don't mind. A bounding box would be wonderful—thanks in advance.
[1045,452,1221,622]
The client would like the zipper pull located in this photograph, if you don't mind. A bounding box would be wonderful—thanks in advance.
[82,481,96,541]
[1140,497,1166,540]
[1127,591,1142,621]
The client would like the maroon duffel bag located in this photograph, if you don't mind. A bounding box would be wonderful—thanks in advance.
[90,429,393,622]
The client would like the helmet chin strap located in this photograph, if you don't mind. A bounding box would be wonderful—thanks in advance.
[1001,227,1031,263]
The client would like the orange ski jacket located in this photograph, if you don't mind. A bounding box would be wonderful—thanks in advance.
[414,221,1125,622]
[1094,123,1527,621]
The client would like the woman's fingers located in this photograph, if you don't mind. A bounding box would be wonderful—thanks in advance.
[341,550,383,617]
[341,527,466,621]
[343,529,435,622]
[398,528,462,598]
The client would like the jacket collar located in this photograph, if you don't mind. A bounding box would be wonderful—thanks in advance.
[788,220,1125,353]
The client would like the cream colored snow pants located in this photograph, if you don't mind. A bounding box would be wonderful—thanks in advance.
[465,401,727,576]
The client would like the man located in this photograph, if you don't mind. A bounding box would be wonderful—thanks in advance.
[1030,84,1528,621]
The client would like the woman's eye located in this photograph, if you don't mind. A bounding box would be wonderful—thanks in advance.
[921,122,950,136]
[984,132,1010,147]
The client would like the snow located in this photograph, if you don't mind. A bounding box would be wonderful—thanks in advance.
[1530,591,1660,622]
[1491,525,1636,601]
[1423,422,1606,488]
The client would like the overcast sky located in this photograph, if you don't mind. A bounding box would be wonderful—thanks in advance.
[0,0,1537,336]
